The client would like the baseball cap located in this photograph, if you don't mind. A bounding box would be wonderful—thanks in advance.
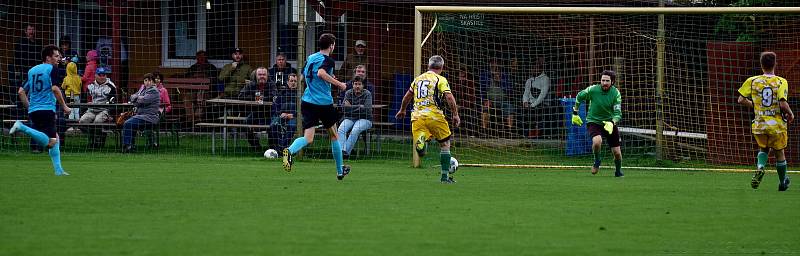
[96,66,112,75]
[355,40,366,47]
[233,47,244,53]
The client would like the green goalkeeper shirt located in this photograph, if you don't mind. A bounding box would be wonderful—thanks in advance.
[574,84,622,125]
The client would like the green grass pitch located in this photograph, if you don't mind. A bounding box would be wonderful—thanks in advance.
[0,152,798,255]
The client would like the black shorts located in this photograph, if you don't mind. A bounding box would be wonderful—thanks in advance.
[29,110,57,138]
[301,101,341,130]
[587,122,620,148]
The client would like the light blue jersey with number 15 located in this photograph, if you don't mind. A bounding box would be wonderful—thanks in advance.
[22,63,58,113]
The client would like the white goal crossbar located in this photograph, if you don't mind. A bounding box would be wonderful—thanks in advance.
[415,6,800,15]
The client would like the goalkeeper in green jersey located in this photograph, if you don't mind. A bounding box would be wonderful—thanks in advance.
[572,70,623,177]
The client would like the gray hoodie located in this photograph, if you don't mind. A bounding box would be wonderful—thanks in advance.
[130,85,161,124]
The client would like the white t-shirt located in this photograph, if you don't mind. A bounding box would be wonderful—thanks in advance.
[523,72,550,107]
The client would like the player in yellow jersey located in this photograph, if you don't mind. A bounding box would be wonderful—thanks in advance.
[737,51,795,191]
[395,55,461,183]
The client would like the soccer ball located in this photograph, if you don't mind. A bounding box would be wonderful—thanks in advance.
[449,157,459,174]
[264,149,279,159]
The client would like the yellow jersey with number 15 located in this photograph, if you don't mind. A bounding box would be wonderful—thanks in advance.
[738,74,789,135]
[409,71,451,121]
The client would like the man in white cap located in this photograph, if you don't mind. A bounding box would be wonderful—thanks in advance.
[344,39,369,81]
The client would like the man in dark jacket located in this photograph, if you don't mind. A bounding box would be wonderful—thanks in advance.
[268,73,299,152]
[15,25,42,151]
[238,67,277,102]
[238,67,276,149]
[186,50,219,79]
[268,53,297,90]
[15,24,41,80]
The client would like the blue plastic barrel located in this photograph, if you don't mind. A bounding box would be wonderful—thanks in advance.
[561,98,592,155]
[390,73,413,129]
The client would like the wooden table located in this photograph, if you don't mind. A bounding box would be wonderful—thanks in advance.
[206,98,274,106]
[204,98,273,153]
[68,102,134,121]
[338,104,387,108]
[67,103,134,147]
[69,103,134,108]
[164,78,212,126]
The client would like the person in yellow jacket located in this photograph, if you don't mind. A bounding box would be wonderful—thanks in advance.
[61,62,81,120]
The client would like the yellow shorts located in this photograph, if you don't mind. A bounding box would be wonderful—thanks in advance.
[412,117,452,143]
[754,133,788,150]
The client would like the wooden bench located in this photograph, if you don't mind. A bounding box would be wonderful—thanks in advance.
[217,116,249,122]
[196,123,270,129]
[68,118,179,149]
[196,122,271,154]
[66,122,121,148]
[365,122,394,154]
[163,78,212,126]
[320,121,395,156]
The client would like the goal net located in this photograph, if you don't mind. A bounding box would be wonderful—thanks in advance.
[1,2,800,172]
[416,7,800,169]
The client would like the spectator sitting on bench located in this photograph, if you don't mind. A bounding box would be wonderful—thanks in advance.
[185,50,218,79]
[268,52,297,90]
[218,47,252,99]
[122,73,160,153]
[237,67,277,149]
[338,65,374,104]
[139,72,172,148]
[337,75,373,159]
[185,50,222,95]
[79,66,117,148]
[479,58,515,129]
[140,72,171,114]
[269,73,299,153]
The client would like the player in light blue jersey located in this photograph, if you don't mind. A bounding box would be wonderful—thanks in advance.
[282,33,351,180]
[9,45,73,176]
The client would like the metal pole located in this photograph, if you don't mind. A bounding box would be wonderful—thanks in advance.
[111,0,122,93]
[296,0,307,157]
[589,16,595,85]
[655,0,666,160]
[413,9,422,167]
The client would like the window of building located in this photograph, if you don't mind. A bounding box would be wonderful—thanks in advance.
[272,0,346,70]
[162,0,237,68]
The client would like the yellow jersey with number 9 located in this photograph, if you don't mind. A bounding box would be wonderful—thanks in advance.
[409,71,451,121]
[738,74,789,134]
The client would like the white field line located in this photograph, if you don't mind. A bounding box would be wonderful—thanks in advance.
[459,164,799,174]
